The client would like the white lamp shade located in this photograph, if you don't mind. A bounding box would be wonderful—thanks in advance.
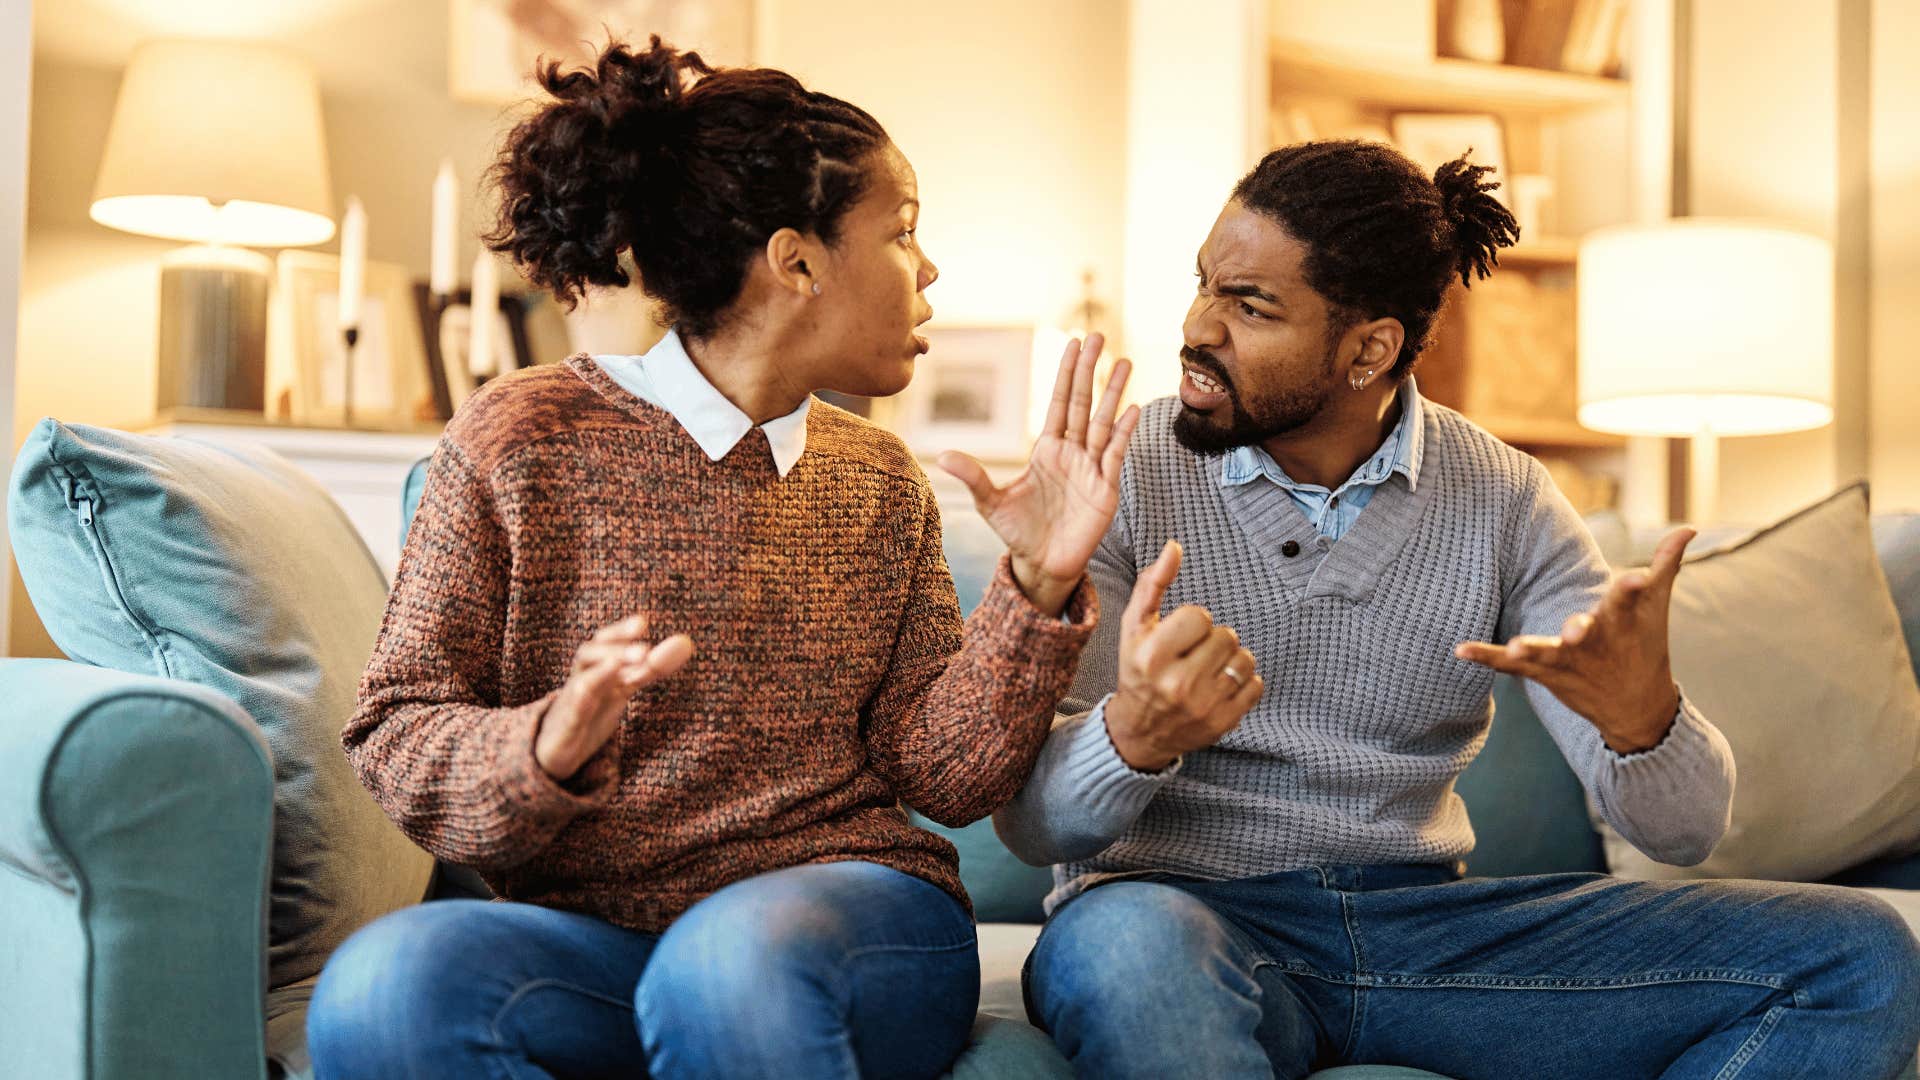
[1577,220,1834,437]
[90,39,335,247]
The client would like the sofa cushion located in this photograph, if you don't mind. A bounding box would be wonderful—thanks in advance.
[1599,484,1920,882]
[7,419,434,991]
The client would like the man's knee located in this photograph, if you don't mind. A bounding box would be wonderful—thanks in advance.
[1823,891,1920,1018]
[1031,881,1254,1007]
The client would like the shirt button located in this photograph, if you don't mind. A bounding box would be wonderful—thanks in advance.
[1281,540,1301,557]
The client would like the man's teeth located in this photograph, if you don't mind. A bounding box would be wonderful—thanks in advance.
[1188,368,1224,393]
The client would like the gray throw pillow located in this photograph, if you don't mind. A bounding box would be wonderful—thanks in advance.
[7,418,434,991]
[1598,483,1920,882]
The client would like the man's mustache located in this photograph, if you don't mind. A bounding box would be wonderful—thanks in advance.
[1180,346,1235,394]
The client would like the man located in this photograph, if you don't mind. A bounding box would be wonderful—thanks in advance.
[994,140,1920,1079]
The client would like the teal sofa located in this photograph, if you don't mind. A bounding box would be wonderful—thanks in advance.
[3,423,1917,1079]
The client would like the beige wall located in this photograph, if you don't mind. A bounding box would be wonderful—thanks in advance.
[2,1,31,655]
[1870,0,1920,510]
[759,0,1129,347]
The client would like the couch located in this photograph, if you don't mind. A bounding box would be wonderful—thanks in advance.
[3,421,1916,1079]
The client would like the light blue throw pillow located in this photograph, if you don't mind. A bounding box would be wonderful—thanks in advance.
[7,419,434,994]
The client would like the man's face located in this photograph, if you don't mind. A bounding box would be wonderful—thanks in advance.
[1173,200,1347,455]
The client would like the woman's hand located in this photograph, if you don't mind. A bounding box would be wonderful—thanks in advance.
[938,334,1139,617]
[535,614,694,780]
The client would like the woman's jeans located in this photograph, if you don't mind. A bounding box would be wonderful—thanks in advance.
[307,860,979,1079]
[1024,863,1920,1079]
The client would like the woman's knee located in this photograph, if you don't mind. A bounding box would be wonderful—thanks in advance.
[308,901,499,1069]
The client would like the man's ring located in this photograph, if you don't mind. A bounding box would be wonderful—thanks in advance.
[1221,664,1247,687]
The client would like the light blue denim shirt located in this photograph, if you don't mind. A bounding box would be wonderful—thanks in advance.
[1218,376,1425,541]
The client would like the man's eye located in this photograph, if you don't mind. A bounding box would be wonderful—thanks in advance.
[1240,303,1265,319]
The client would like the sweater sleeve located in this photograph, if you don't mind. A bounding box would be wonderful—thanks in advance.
[342,439,619,873]
[1497,460,1736,866]
[994,495,1183,866]
[862,482,1098,828]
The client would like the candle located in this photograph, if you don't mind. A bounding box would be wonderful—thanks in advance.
[429,159,457,296]
[337,196,366,330]
[468,249,499,377]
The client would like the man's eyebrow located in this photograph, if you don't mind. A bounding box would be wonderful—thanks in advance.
[1196,259,1281,305]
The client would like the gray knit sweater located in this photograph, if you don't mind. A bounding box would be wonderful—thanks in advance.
[993,394,1736,913]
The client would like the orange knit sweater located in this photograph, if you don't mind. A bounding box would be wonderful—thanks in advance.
[344,355,1097,931]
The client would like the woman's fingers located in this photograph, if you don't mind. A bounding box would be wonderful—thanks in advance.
[1086,356,1132,460]
[1040,338,1079,439]
[622,634,695,686]
[935,450,998,513]
[1063,333,1102,445]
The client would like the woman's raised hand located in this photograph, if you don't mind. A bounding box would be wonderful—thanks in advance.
[534,614,694,780]
[938,334,1139,617]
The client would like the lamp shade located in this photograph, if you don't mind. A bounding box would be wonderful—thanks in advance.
[90,40,335,247]
[1577,220,1833,437]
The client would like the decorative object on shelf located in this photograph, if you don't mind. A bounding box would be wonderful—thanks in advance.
[449,0,755,105]
[90,39,335,416]
[412,286,537,418]
[1507,172,1556,239]
[337,196,368,427]
[1421,265,1578,434]
[1577,220,1835,523]
[468,249,502,378]
[1438,0,1506,63]
[420,157,461,418]
[1502,0,1574,71]
[268,250,435,429]
[882,326,1040,463]
[1557,0,1629,76]
[1388,112,1509,205]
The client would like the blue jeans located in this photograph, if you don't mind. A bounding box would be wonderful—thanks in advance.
[307,860,979,1079]
[1024,864,1920,1079]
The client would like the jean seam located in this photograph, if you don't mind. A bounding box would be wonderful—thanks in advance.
[1713,1001,1793,1080]
[1338,890,1366,1061]
[1356,970,1791,991]
[489,977,638,1078]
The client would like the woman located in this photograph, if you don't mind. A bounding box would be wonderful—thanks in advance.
[306,36,1139,1080]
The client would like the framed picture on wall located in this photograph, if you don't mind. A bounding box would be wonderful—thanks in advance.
[884,325,1036,463]
[449,0,756,105]
[267,251,436,428]
[1388,112,1509,206]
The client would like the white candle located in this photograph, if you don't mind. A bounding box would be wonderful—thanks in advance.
[468,249,499,377]
[429,159,457,296]
[337,196,366,330]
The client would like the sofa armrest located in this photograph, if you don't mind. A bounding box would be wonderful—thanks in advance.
[0,658,276,1080]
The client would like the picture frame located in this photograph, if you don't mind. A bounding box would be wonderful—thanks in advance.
[448,0,755,106]
[883,325,1035,463]
[267,250,436,428]
[1388,112,1510,206]
[413,284,537,419]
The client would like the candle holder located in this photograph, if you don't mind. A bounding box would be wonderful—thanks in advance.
[340,325,359,427]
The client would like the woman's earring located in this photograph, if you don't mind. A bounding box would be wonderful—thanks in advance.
[811,282,822,296]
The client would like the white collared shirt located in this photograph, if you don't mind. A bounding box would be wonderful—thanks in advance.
[592,329,812,477]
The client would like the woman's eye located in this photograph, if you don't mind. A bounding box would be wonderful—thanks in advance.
[900,227,917,244]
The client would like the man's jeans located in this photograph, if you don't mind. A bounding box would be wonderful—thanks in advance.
[1024,864,1920,1079]
[307,860,979,1079]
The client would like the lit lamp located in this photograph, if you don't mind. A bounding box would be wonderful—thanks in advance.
[90,39,335,414]
[1577,220,1834,523]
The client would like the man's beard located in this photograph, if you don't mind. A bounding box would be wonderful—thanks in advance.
[1171,344,1338,456]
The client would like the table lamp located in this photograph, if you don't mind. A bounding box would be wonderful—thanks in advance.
[90,39,336,414]
[1577,220,1834,523]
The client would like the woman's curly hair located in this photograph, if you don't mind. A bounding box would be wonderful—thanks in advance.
[1232,139,1520,378]
[484,36,889,339]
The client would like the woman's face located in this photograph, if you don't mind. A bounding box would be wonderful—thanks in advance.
[809,144,939,398]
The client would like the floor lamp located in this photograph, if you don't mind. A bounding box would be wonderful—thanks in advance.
[1576,220,1835,524]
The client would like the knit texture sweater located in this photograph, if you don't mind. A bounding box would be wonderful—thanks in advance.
[994,395,1736,913]
[345,355,1096,932]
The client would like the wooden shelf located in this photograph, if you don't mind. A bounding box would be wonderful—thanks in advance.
[1269,40,1630,115]
[1501,237,1582,266]
[1479,416,1625,449]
